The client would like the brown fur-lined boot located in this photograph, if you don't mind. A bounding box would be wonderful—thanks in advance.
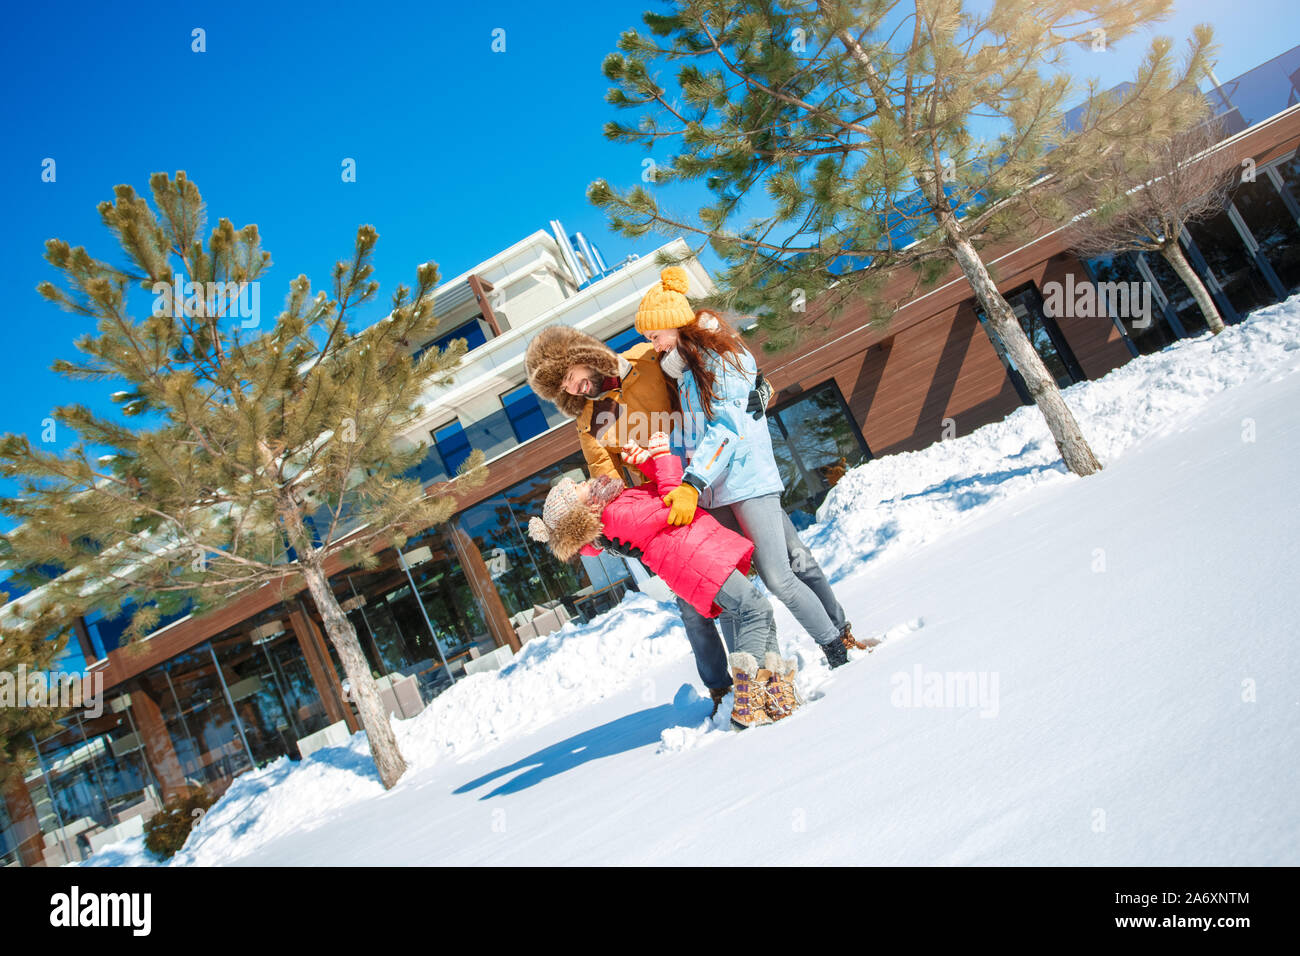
[763,652,803,720]
[728,653,773,731]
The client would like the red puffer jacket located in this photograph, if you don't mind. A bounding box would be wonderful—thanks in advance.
[581,452,754,618]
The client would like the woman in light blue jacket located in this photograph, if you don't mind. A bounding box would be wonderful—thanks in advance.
[634,268,872,668]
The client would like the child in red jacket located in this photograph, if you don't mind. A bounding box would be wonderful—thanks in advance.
[527,433,802,729]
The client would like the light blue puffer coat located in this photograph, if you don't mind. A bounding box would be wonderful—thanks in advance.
[674,347,784,509]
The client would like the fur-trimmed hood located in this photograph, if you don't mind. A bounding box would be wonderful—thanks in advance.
[530,501,604,564]
[524,325,620,419]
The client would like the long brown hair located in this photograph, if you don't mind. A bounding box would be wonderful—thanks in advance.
[675,309,751,415]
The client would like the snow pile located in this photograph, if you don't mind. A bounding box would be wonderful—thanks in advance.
[397,593,694,766]
[803,297,1300,581]
[85,592,691,866]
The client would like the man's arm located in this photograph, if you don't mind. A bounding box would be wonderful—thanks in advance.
[580,426,621,481]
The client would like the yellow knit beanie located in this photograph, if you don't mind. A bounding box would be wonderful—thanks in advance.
[635,267,696,334]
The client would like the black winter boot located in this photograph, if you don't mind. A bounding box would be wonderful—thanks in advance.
[819,636,849,669]
[707,683,733,718]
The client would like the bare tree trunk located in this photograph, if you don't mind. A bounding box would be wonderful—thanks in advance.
[940,216,1103,476]
[278,499,407,790]
[1159,240,1226,335]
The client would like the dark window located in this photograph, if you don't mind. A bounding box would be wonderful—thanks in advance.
[501,383,551,443]
[766,382,872,529]
[403,443,450,485]
[414,318,488,362]
[974,284,1084,396]
[1273,152,1300,216]
[456,453,631,623]
[1228,175,1300,295]
[972,311,1032,405]
[1004,285,1085,387]
[388,529,488,658]
[605,326,644,353]
[211,615,330,768]
[433,420,471,474]
[1182,210,1275,319]
[1135,250,1216,337]
[1083,254,1179,355]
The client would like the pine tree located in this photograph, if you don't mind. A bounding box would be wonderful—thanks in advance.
[0,594,69,793]
[1062,111,1237,334]
[0,172,482,790]
[589,0,1213,477]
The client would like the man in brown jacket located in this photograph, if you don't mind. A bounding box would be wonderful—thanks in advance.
[525,325,735,710]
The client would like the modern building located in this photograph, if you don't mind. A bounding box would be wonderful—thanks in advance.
[4,45,1299,866]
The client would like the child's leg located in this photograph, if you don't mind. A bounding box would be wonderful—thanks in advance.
[713,570,775,662]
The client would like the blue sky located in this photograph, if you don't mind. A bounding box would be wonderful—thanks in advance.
[2,0,1297,550]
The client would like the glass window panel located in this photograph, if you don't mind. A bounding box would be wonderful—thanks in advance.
[459,495,562,618]
[501,383,552,444]
[1135,251,1214,337]
[211,615,329,768]
[378,584,438,667]
[0,799,17,866]
[974,312,1033,405]
[415,318,488,362]
[261,641,330,744]
[1006,287,1080,387]
[76,709,158,824]
[973,285,1083,391]
[767,383,871,528]
[85,605,130,657]
[399,530,487,655]
[403,442,449,485]
[433,420,471,474]
[84,600,192,658]
[1228,179,1300,294]
[135,644,252,792]
[460,407,522,463]
[1273,153,1300,214]
[1084,254,1179,354]
[27,701,167,865]
[605,326,644,353]
[1204,46,1300,132]
[1183,211,1277,318]
[457,453,629,623]
[31,720,113,862]
[338,576,420,677]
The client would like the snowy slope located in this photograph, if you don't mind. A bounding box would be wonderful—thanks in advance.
[85,296,1300,866]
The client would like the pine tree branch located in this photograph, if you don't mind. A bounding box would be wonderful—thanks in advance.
[693,10,878,137]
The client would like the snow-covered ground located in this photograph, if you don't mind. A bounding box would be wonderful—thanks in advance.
[85,296,1300,866]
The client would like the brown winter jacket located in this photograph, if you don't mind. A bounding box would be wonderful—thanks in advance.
[525,326,678,482]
